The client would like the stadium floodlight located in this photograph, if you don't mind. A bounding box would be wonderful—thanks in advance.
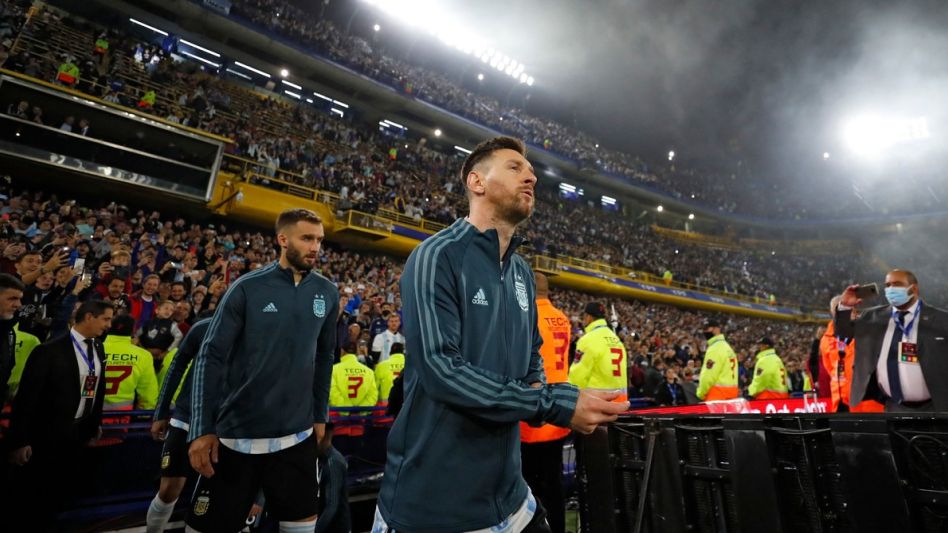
[332,100,349,109]
[668,150,675,161]
[373,23,381,32]
[331,108,345,117]
[234,61,271,78]
[225,68,252,80]
[313,91,333,103]
[478,73,484,81]
[382,119,406,130]
[180,39,221,58]
[434,128,443,137]
[359,0,533,85]
[519,73,528,84]
[284,90,300,99]
[657,205,664,212]
[306,98,314,103]
[823,152,830,160]
[129,18,168,36]
[280,68,290,78]
[842,114,930,156]
[455,145,472,155]
[181,52,220,68]
[281,80,302,90]
[595,144,599,148]
[527,76,534,86]
[688,213,695,220]
[601,195,617,205]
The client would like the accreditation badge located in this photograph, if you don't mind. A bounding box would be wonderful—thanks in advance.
[82,375,98,398]
[899,342,919,364]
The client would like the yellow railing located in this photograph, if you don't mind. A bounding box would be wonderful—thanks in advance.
[336,210,395,237]
[652,225,738,249]
[221,154,341,205]
[376,208,448,234]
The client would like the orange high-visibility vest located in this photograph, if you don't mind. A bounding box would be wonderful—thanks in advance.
[820,320,884,413]
[520,299,572,443]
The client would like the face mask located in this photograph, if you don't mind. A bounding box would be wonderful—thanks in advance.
[702,331,715,340]
[885,286,913,307]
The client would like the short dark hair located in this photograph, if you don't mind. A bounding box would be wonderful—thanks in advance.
[275,209,322,234]
[391,342,405,355]
[15,250,40,262]
[890,269,919,286]
[108,314,135,336]
[0,273,25,293]
[459,136,526,197]
[75,299,113,323]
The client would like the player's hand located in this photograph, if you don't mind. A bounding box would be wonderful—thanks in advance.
[314,423,326,443]
[151,419,169,441]
[189,434,220,477]
[840,284,862,308]
[570,390,630,435]
[10,445,32,466]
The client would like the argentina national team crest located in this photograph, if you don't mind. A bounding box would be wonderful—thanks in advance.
[313,294,326,318]
[515,280,529,312]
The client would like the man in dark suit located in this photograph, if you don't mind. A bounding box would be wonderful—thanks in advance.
[836,269,948,412]
[4,299,114,529]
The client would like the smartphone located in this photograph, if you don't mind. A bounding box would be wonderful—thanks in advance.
[73,257,85,274]
[854,283,878,299]
[170,261,182,270]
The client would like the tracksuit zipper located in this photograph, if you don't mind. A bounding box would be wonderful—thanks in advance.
[494,258,509,521]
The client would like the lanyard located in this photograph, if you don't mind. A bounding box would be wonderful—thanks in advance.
[892,302,921,338]
[668,383,678,403]
[71,334,96,376]
[835,336,850,352]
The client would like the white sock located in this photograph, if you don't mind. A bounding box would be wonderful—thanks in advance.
[145,495,177,533]
[279,518,317,533]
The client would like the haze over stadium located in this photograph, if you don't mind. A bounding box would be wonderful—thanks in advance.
[0,0,946,530]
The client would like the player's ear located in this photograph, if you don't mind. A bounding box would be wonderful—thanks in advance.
[466,168,486,196]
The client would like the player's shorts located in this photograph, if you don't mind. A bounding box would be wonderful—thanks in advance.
[186,434,318,531]
[160,426,192,478]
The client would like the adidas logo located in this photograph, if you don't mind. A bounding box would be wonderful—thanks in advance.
[262,302,278,313]
[471,288,489,306]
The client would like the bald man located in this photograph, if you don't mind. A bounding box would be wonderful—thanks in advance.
[519,273,571,533]
[837,269,948,412]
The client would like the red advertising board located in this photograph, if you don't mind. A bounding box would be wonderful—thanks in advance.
[632,396,832,415]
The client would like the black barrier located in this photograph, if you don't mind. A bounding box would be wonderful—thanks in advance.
[578,414,948,533]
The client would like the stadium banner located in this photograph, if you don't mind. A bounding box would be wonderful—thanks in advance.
[633,396,831,415]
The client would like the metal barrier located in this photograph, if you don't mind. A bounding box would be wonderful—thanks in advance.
[577,413,948,533]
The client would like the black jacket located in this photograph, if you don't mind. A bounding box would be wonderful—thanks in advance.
[655,381,688,406]
[7,333,106,449]
[836,302,948,410]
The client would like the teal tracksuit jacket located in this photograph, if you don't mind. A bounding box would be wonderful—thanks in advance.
[378,219,579,531]
[190,263,339,440]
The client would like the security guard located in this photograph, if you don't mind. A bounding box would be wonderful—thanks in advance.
[747,337,789,400]
[375,342,405,406]
[330,346,378,436]
[697,319,739,401]
[103,314,159,410]
[55,57,80,87]
[5,324,41,402]
[569,301,628,402]
[520,273,571,533]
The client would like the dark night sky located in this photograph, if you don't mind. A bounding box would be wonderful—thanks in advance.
[328,0,948,194]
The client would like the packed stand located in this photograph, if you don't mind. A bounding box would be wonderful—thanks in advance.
[0,4,887,308]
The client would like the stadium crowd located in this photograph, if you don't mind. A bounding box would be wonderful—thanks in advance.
[0,184,821,410]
